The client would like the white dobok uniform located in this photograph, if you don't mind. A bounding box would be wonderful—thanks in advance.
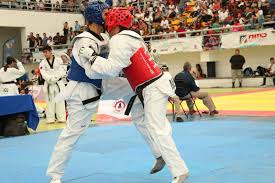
[47,32,110,180]
[39,56,66,122]
[46,30,170,180]
[0,62,25,96]
[83,30,189,178]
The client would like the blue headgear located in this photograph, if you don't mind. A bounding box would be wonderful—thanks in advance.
[84,0,109,25]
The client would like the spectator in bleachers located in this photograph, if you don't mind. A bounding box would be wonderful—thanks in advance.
[37,0,45,10]
[254,7,265,29]
[68,31,76,43]
[55,1,61,11]
[36,33,43,48]
[229,49,246,88]
[261,57,275,86]
[44,0,52,11]
[27,32,36,52]
[63,22,69,38]
[74,20,81,33]
[61,0,68,12]
[160,17,170,31]
[42,33,48,47]
[0,57,26,96]
[47,36,54,47]
[53,32,61,45]
[245,7,256,29]
[174,62,218,116]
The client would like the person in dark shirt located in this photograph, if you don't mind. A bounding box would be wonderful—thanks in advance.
[53,32,61,45]
[174,62,218,116]
[229,49,246,88]
[27,32,36,52]
[36,34,43,50]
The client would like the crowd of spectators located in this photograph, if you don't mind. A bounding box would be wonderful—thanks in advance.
[0,0,83,12]
[128,0,273,36]
[24,0,274,51]
[27,20,83,52]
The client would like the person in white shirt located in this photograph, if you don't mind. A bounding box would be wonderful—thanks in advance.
[39,46,66,124]
[218,7,229,22]
[0,57,25,96]
[160,17,170,31]
[47,36,54,47]
[261,57,275,86]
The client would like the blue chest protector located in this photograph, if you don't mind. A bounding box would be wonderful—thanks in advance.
[67,52,109,89]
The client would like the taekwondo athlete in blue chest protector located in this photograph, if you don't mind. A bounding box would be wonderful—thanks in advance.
[46,1,110,183]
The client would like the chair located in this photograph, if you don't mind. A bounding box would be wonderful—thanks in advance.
[170,94,202,122]
[170,100,188,122]
[180,93,202,117]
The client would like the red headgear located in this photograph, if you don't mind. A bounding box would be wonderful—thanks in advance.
[105,7,132,33]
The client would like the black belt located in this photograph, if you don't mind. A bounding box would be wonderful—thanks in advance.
[124,73,163,116]
[82,89,102,105]
[2,81,16,84]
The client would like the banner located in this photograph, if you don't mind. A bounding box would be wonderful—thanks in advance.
[222,28,275,49]
[151,36,203,54]
[97,77,134,121]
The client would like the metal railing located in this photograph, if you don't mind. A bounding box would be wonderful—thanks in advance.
[22,21,275,53]
[23,44,72,53]
[143,21,275,42]
[0,0,82,13]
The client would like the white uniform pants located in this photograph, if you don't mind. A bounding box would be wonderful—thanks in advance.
[47,83,99,180]
[45,97,66,122]
[133,77,189,178]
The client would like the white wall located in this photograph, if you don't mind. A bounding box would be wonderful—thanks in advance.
[0,9,84,48]
[159,51,205,77]
[159,45,275,78]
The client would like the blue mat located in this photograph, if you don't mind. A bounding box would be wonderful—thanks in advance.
[1,117,275,183]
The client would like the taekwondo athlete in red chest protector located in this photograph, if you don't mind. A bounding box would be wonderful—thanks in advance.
[79,7,189,183]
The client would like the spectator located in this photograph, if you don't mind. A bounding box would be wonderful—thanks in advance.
[63,22,69,37]
[261,57,275,86]
[69,31,76,43]
[218,7,229,23]
[74,20,81,33]
[245,7,256,29]
[195,64,206,79]
[36,33,43,48]
[254,7,265,29]
[53,32,61,45]
[176,23,186,37]
[42,33,48,47]
[44,0,51,11]
[174,62,218,116]
[47,36,54,46]
[160,17,169,31]
[61,0,68,12]
[27,32,36,52]
[55,1,61,11]
[229,49,246,88]
[37,0,44,10]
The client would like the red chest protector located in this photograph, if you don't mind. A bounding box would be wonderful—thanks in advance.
[122,47,162,92]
